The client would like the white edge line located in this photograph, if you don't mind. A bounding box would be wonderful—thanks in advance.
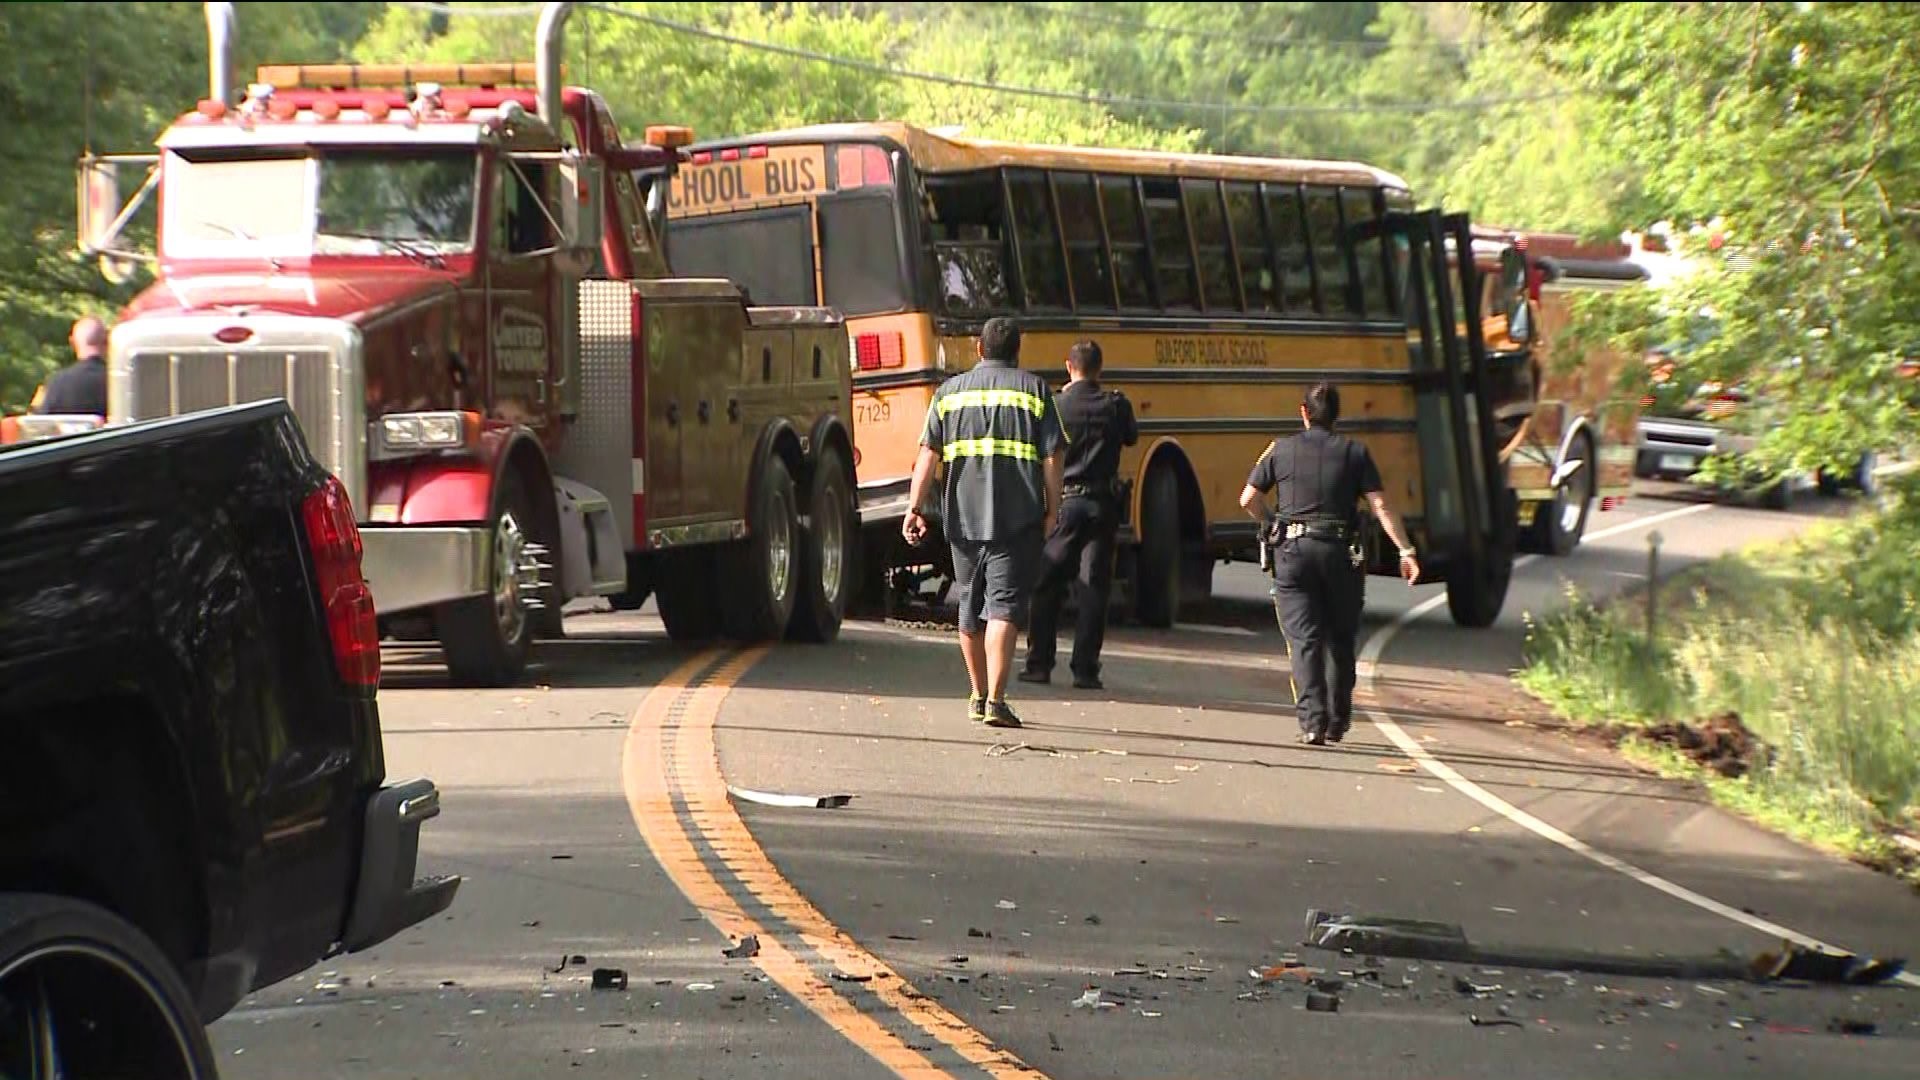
[1357,499,1920,986]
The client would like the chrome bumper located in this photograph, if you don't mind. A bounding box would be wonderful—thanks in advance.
[342,778,462,953]
[359,526,490,616]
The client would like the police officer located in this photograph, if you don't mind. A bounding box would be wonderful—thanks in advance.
[31,317,109,417]
[1020,340,1137,690]
[1240,381,1420,746]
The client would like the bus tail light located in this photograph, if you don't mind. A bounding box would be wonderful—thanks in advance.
[301,475,380,688]
[719,147,740,162]
[690,151,713,165]
[855,332,903,370]
[747,145,769,159]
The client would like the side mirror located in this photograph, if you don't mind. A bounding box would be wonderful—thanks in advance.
[558,152,603,262]
[75,153,159,284]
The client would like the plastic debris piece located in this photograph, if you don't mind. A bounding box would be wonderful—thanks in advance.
[728,786,854,809]
[1139,1009,1163,1018]
[997,900,1019,910]
[1828,1017,1878,1037]
[830,972,872,984]
[686,983,716,992]
[1377,761,1419,774]
[1048,1031,1064,1052]
[1129,777,1180,785]
[1214,915,1239,924]
[968,927,991,938]
[1305,990,1340,1013]
[1454,976,1503,996]
[1085,914,1102,925]
[1470,1014,1523,1028]
[1694,984,1727,997]
[723,935,761,960]
[591,968,628,991]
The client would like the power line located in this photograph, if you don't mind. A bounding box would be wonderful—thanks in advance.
[1000,1,1470,53]
[393,1,1569,117]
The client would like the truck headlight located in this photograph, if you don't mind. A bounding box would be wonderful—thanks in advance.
[376,411,477,456]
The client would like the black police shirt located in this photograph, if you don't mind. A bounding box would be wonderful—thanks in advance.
[1247,427,1383,529]
[1056,380,1138,489]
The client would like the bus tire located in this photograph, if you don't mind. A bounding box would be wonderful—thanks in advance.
[1135,465,1182,628]
[720,454,802,641]
[1525,433,1594,557]
[789,448,855,643]
[436,467,546,687]
[1446,490,1517,629]
[0,893,218,1079]
[656,548,722,642]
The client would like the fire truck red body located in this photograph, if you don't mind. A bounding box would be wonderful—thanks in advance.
[79,3,858,685]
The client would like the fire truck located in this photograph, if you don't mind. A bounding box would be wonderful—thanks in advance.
[1469,227,1648,555]
[72,2,858,686]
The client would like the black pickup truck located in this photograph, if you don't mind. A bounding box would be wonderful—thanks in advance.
[0,400,459,1075]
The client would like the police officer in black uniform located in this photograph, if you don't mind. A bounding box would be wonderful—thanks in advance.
[32,316,109,417]
[1020,340,1136,690]
[1240,381,1420,746]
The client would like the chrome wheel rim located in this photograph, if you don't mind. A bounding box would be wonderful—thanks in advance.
[1557,448,1593,535]
[492,511,529,644]
[768,497,794,605]
[818,483,845,606]
[2,943,199,1079]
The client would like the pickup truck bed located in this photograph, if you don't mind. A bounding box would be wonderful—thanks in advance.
[1,400,457,1071]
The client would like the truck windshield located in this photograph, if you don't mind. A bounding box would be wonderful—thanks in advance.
[162,148,478,259]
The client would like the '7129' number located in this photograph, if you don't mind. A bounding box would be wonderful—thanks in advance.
[855,400,892,424]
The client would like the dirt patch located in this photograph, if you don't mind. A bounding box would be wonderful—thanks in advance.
[1596,711,1764,779]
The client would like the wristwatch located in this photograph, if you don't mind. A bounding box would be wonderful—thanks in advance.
[1398,546,1417,558]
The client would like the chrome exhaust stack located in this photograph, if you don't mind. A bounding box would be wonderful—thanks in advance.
[537,2,576,130]
[205,2,236,108]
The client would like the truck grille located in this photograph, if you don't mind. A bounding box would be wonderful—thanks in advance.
[127,348,337,461]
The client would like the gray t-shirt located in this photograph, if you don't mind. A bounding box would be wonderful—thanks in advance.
[919,358,1066,542]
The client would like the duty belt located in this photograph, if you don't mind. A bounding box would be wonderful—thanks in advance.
[1283,522,1350,541]
[1063,480,1120,499]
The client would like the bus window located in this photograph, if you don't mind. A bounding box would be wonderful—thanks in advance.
[1100,176,1155,309]
[1007,169,1070,310]
[819,193,909,314]
[1224,181,1274,312]
[672,205,816,307]
[1264,183,1314,315]
[1053,172,1116,312]
[1143,176,1197,311]
[1185,178,1241,312]
[1343,187,1390,316]
[1303,186,1354,316]
[926,172,1013,316]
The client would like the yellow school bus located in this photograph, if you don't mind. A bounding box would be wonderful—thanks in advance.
[666,122,1518,628]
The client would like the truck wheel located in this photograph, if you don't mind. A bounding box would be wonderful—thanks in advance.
[1525,434,1594,557]
[789,448,855,643]
[1134,465,1182,628]
[1854,451,1881,497]
[656,548,722,642]
[0,893,217,1079]
[1761,476,1795,511]
[436,468,546,687]
[435,463,549,680]
[1447,489,1517,629]
[721,455,802,641]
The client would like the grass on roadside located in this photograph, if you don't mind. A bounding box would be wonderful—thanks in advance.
[1517,476,1920,881]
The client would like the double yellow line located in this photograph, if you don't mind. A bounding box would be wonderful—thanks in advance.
[622,647,1046,1079]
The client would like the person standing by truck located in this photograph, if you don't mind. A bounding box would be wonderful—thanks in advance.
[903,317,1066,729]
[1020,340,1136,691]
[30,316,109,416]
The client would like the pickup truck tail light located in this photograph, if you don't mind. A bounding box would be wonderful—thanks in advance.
[302,475,380,688]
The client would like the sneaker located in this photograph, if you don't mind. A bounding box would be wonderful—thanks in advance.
[984,699,1024,729]
[1016,669,1050,685]
[1297,730,1326,746]
[968,695,986,723]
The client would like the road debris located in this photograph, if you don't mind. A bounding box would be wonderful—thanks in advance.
[1750,942,1907,985]
[1139,1009,1163,1018]
[1305,990,1340,1013]
[1085,914,1102,925]
[1828,1017,1879,1036]
[1376,761,1419,774]
[591,968,628,991]
[1072,988,1121,1010]
[686,983,716,992]
[986,742,1067,758]
[727,786,854,810]
[830,972,873,984]
[1173,764,1201,773]
[1454,976,1503,997]
[723,935,761,959]
[968,927,992,938]
[1694,984,1727,997]
[551,854,573,860]
[1469,1014,1523,1028]
[996,899,1019,910]
[1048,1032,1064,1052]
[1087,749,1129,757]
[1213,915,1239,924]
[1129,777,1180,785]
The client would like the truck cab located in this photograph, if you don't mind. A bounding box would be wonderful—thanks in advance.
[78,3,858,686]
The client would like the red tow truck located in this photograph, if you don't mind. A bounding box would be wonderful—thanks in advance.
[76,2,858,685]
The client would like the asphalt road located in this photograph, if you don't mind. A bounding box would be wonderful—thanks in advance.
[212,490,1918,1078]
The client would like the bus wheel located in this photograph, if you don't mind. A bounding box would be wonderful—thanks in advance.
[656,548,722,642]
[789,448,855,643]
[1135,465,1182,628]
[721,455,802,641]
[437,468,547,687]
[1447,490,1517,629]
[1527,434,1594,557]
[1,894,219,1080]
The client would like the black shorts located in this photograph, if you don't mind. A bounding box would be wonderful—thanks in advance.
[950,527,1044,633]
